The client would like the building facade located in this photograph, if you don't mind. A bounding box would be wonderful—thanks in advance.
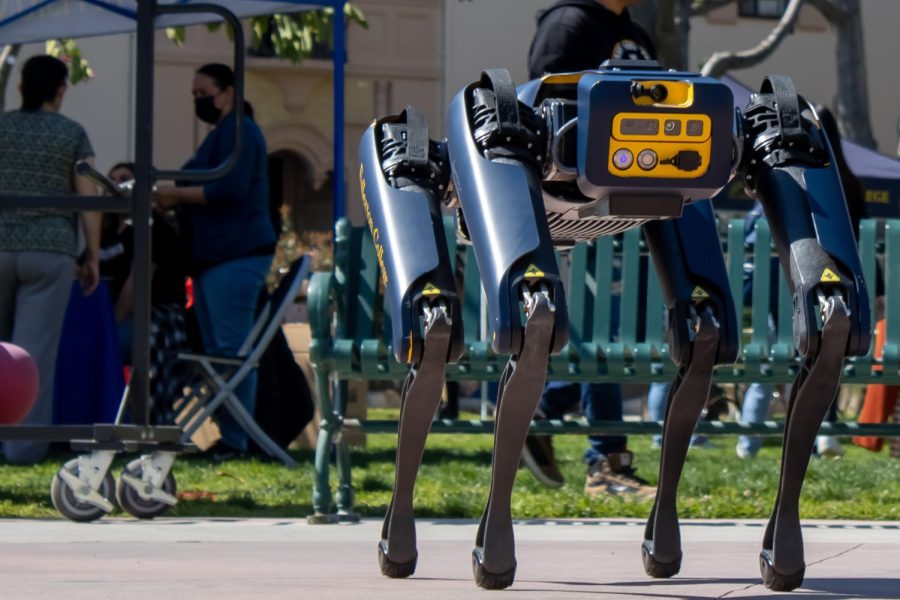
[3,0,896,233]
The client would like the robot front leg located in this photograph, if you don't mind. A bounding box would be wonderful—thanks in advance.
[358,107,464,578]
[641,200,739,578]
[446,70,568,590]
[742,77,870,591]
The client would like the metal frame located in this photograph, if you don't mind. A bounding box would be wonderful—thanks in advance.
[0,0,348,445]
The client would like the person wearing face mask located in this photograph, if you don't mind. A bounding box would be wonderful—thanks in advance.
[154,63,275,459]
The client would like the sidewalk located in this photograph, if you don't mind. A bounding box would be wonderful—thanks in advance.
[1,517,898,599]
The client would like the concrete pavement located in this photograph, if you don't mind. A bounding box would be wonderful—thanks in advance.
[0,517,898,599]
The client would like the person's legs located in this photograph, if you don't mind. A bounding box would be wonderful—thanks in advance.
[581,382,655,496]
[0,252,14,457]
[4,252,74,464]
[538,382,580,419]
[581,382,625,464]
[815,393,845,457]
[0,252,15,340]
[736,382,773,458]
[522,382,581,488]
[193,255,271,452]
[647,382,669,448]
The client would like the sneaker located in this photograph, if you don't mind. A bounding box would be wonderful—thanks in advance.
[521,435,565,488]
[736,443,755,460]
[584,451,656,498]
[816,435,844,458]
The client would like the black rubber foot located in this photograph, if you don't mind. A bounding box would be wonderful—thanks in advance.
[760,550,805,592]
[378,540,417,578]
[472,548,516,590]
[641,540,682,579]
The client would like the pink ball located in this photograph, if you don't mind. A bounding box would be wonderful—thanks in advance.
[0,342,39,425]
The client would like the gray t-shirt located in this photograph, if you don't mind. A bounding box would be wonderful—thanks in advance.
[0,109,94,256]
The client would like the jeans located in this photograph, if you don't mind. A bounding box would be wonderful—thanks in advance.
[539,381,625,465]
[647,381,703,447]
[192,254,271,451]
[737,314,777,457]
[736,382,774,457]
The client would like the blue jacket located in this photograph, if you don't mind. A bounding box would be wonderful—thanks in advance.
[181,113,275,272]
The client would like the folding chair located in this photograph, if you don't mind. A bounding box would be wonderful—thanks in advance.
[177,256,312,467]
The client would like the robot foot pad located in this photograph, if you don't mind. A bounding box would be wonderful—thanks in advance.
[641,540,682,579]
[759,550,805,592]
[378,540,417,579]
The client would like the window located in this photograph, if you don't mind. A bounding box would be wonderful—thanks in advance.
[739,0,787,18]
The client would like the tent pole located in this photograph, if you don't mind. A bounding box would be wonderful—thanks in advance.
[130,0,155,426]
[333,0,346,226]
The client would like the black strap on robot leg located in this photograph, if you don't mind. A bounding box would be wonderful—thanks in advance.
[642,305,720,578]
[377,303,452,579]
[471,287,555,590]
[760,293,850,592]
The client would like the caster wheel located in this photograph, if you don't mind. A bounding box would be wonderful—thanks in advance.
[472,548,516,590]
[759,550,805,592]
[641,540,681,578]
[377,540,417,578]
[115,459,177,520]
[50,459,116,523]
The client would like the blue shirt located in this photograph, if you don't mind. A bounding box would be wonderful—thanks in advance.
[181,113,275,272]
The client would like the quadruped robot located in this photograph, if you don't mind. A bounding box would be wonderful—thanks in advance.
[357,60,870,591]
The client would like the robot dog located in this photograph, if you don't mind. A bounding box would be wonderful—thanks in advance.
[357,60,870,592]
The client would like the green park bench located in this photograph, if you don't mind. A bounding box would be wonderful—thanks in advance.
[306,216,900,521]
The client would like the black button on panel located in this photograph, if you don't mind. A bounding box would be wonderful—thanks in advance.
[686,120,704,136]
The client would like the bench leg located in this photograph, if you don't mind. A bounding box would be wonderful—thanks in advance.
[333,379,359,521]
[473,291,555,590]
[310,369,340,524]
[379,309,452,578]
[643,308,719,577]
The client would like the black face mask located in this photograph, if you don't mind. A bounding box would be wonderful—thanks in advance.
[194,95,221,124]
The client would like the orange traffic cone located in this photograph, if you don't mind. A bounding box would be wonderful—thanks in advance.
[852,320,900,452]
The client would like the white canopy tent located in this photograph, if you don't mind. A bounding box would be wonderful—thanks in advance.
[0,0,339,43]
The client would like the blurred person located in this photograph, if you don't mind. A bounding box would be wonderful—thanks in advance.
[100,162,190,425]
[153,63,275,459]
[521,0,655,497]
[0,55,100,464]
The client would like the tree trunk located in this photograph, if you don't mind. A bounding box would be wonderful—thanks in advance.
[829,0,876,148]
[0,44,21,113]
[654,0,687,70]
[701,0,806,77]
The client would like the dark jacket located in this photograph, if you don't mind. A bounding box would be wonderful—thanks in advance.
[181,113,276,273]
[528,0,656,79]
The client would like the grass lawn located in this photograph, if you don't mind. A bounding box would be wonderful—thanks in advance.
[2,410,899,521]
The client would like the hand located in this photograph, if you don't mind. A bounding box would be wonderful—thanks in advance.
[153,186,181,209]
[77,254,100,297]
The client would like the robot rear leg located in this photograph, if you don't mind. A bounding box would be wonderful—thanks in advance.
[640,200,739,578]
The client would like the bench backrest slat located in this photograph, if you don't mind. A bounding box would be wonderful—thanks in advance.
[323,217,897,383]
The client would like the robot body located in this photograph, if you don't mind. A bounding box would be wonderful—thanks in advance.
[360,61,869,592]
